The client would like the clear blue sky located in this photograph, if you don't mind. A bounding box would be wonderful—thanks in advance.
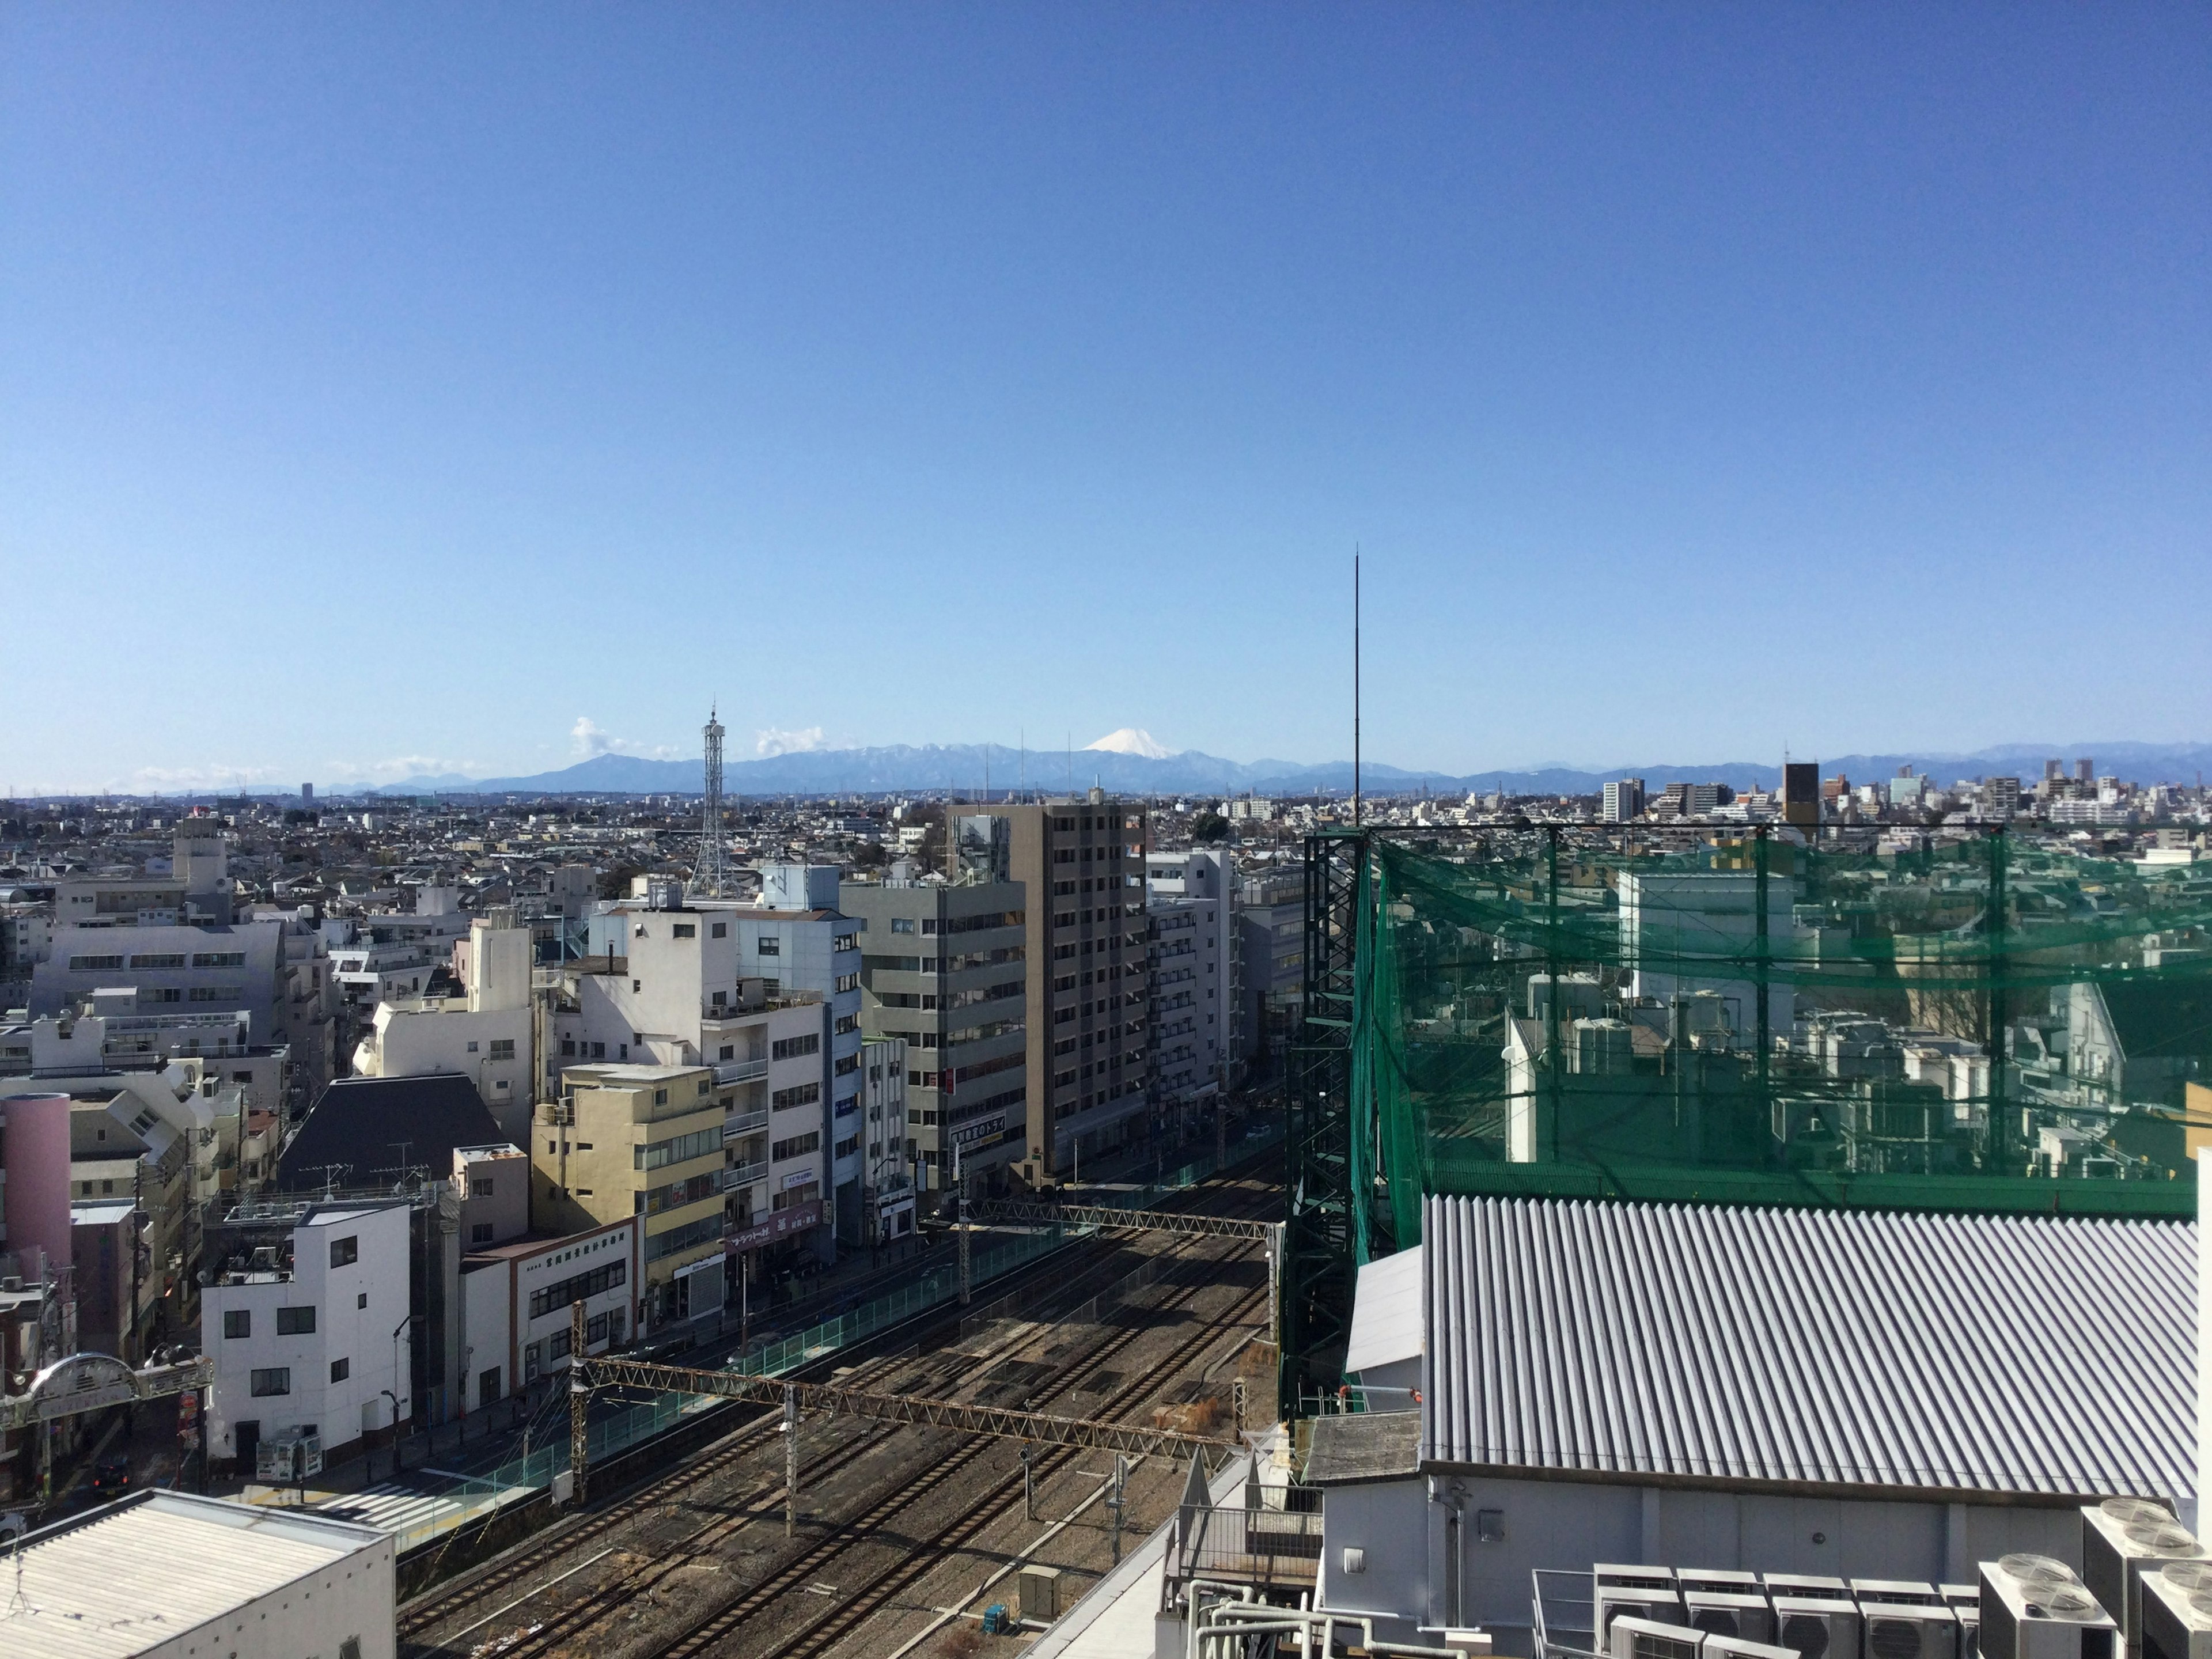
[5,5,2206,792]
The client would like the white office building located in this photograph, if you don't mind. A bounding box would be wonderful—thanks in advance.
[350,910,535,1141]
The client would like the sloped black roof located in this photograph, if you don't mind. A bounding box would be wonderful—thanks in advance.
[276,1073,506,1190]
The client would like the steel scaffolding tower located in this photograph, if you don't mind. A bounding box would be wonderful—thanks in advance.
[696,704,728,896]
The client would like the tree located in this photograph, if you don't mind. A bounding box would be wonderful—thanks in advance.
[1191,810,1229,843]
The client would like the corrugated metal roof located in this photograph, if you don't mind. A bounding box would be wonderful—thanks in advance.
[0,1491,385,1659]
[1419,1194,2194,1502]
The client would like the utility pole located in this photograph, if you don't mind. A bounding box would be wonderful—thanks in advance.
[1021,1441,1036,1521]
[568,1300,589,1507]
[955,1136,971,1306]
[783,1385,799,1538]
[1109,1453,1128,1565]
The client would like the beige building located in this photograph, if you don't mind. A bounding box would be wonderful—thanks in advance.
[991,791,1150,1176]
[532,1062,726,1330]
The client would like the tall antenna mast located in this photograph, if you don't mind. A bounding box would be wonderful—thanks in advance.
[1353,548,1362,828]
[698,704,727,895]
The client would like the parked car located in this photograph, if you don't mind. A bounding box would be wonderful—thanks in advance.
[91,1456,131,1497]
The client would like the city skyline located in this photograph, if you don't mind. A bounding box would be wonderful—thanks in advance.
[7,8,2206,789]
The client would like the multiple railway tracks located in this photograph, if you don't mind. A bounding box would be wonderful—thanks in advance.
[400,1166,1278,1658]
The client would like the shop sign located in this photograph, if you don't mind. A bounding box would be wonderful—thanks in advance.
[724,1199,823,1255]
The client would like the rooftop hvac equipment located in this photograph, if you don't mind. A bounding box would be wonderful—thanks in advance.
[1682,1572,1766,1596]
[1706,1639,1801,1659]
[1978,1554,2118,1659]
[1861,1600,1961,1659]
[2082,1499,2203,1658]
[1688,1592,1778,1644]
[2141,1563,2212,1659]
[1770,1577,1854,1599]
[1857,1584,1945,1607]
[1611,1616,1707,1659]
[1771,1594,1862,1659]
[1597,1568,1684,1644]
[1599,1583,1689,1642]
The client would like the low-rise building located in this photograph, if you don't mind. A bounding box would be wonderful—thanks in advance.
[350,911,535,1141]
[199,1196,414,1476]
[459,1214,637,1411]
[534,1063,731,1331]
[0,1490,395,1659]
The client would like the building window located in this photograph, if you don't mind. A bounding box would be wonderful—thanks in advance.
[249,1368,291,1397]
[890,918,915,934]
[466,1040,479,1054]
[757,937,780,956]
[711,922,727,938]
[329,1236,358,1267]
[771,1033,819,1060]
[276,1306,316,1335]
[672,923,696,938]
[223,1309,251,1339]
[490,1038,515,1060]
[331,1357,350,1383]
[472,1222,494,1244]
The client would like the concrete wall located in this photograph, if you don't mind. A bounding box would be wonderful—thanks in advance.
[1,1092,73,1281]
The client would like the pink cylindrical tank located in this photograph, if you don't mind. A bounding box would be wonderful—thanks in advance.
[2,1093,74,1285]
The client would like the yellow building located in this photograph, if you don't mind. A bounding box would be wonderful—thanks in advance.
[533,1063,726,1330]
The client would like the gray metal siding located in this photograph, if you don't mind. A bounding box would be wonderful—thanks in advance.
[1420,1195,2192,1502]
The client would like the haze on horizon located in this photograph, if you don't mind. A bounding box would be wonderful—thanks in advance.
[4,6,2206,796]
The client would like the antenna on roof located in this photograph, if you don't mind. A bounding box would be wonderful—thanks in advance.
[1353,547,1362,829]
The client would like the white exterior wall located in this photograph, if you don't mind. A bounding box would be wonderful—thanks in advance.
[202,1202,413,1464]
[457,1261,510,1412]
[356,999,533,1138]
[1146,849,1234,1101]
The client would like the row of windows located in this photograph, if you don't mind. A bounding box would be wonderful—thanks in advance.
[645,1213,725,1261]
[771,1032,819,1060]
[772,1081,820,1111]
[834,1134,860,1159]
[529,1258,627,1319]
[637,1171,717,1216]
[221,1305,319,1339]
[634,1126,720,1171]
[772,1130,820,1161]
[953,1050,1023,1086]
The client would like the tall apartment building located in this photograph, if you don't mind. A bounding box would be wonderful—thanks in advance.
[1236,864,1304,1082]
[990,793,1149,1177]
[839,861,1027,1195]
[1600,779,1645,823]
[1144,848,1237,1119]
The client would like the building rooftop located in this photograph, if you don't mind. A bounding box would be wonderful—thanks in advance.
[0,1489,386,1659]
[1419,1192,2191,1502]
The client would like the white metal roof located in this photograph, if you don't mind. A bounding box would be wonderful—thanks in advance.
[0,1491,387,1659]
[1419,1194,2193,1503]
[1344,1245,1423,1377]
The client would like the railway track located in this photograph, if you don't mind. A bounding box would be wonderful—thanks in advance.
[400,1171,1277,1654]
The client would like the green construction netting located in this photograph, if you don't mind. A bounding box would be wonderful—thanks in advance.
[1346,829,2212,1249]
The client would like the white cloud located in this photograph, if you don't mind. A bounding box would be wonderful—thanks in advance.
[756,725,827,757]
[126,763,290,792]
[327,755,476,781]
[571,717,677,762]
[1084,728,1172,760]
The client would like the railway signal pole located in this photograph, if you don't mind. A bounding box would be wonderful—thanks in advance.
[569,1300,589,1507]
[783,1385,798,1538]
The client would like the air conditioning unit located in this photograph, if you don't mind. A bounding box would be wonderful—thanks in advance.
[1596,1567,1683,1644]
[1857,1584,1945,1608]
[1707,1638,1801,1659]
[1600,1584,1690,1642]
[1611,1616,1706,1659]
[1979,1554,2118,1659]
[1769,1577,1854,1600]
[2141,1564,2212,1659]
[1688,1593,1778,1645]
[2083,1500,2203,1658]
[1683,1571,1766,1597]
[1861,1600,1961,1659]
[1772,1594,1862,1659]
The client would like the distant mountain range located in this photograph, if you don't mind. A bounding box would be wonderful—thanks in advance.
[316,739,2212,800]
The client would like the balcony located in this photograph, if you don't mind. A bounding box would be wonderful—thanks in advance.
[724,1108,769,1137]
[715,1058,768,1086]
[723,1161,768,1190]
